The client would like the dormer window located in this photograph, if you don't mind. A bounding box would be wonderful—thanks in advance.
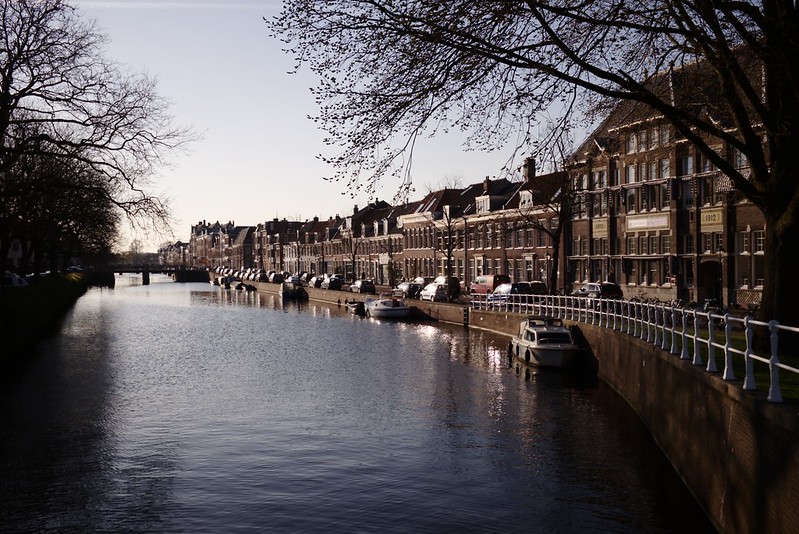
[477,197,490,214]
[520,190,534,209]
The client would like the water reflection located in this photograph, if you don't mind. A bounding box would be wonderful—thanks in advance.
[0,276,714,532]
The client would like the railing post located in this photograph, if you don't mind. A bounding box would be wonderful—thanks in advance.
[693,311,701,362]
[660,304,669,351]
[692,310,704,366]
[624,301,635,336]
[641,303,649,341]
[706,316,717,372]
[724,315,739,381]
[653,304,661,347]
[767,320,783,403]
[670,307,679,354]
[742,314,757,389]
[681,311,690,359]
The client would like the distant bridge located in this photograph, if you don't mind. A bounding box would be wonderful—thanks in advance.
[85,266,210,285]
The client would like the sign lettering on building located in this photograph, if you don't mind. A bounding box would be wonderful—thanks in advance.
[592,219,608,237]
[700,208,723,232]
[626,214,670,231]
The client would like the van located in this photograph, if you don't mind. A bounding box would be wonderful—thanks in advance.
[469,274,511,294]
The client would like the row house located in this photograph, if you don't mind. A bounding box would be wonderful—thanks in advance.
[186,60,764,308]
[189,220,237,268]
[566,62,764,308]
[157,241,187,267]
[254,218,305,274]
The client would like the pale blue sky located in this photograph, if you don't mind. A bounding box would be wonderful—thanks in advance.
[76,1,517,251]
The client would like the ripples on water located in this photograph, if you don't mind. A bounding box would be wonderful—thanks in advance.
[0,275,714,532]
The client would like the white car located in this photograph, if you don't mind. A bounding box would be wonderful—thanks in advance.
[419,282,447,302]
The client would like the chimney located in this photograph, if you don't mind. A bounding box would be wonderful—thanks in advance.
[524,157,536,183]
[353,204,359,214]
[483,176,490,194]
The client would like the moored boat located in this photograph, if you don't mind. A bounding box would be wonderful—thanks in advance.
[364,296,411,318]
[346,300,365,315]
[508,316,580,368]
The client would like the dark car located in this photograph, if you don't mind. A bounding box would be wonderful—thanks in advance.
[350,279,376,294]
[434,275,461,299]
[308,275,324,288]
[487,281,545,304]
[571,282,624,299]
[321,274,343,290]
[396,281,422,299]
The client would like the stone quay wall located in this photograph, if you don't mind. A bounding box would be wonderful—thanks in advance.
[215,275,799,534]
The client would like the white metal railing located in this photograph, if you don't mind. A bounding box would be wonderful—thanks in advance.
[471,293,799,404]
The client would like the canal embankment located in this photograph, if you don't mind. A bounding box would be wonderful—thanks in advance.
[1,273,89,368]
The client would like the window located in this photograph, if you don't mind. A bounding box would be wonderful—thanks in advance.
[637,131,648,151]
[650,127,659,148]
[659,125,670,145]
[685,234,695,254]
[699,152,714,173]
[731,145,748,169]
[754,230,765,252]
[625,165,636,184]
[626,135,636,154]
[679,155,694,176]
[682,180,694,208]
[640,235,648,255]
[659,182,670,209]
[649,236,659,255]
[626,188,636,212]
[593,170,606,189]
[701,233,713,253]
[638,162,647,182]
[661,234,671,254]
[739,231,750,253]
[627,236,637,255]
[659,158,670,179]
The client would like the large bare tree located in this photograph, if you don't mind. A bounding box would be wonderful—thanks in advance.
[0,0,193,238]
[269,1,798,327]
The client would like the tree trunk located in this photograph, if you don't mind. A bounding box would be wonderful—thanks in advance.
[760,210,799,351]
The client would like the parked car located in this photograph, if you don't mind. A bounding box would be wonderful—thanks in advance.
[413,276,434,286]
[269,272,285,284]
[571,282,624,299]
[434,275,461,299]
[3,271,29,288]
[321,274,343,290]
[350,279,376,294]
[395,281,422,299]
[308,275,325,288]
[419,282,448,302]
[487,282,543,303]
[469,274,511,294]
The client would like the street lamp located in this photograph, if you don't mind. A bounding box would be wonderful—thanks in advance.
[717,245,724,308]
[545,251,551,289]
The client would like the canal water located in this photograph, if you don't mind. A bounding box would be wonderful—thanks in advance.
[0,275,715,533]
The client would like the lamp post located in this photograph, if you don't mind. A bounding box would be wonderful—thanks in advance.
[461,216,469,286]
[545,251,552,291]
[717,245,724,308]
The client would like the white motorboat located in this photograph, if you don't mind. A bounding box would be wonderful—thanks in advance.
[508,316,580,368]
[364,297,411,319]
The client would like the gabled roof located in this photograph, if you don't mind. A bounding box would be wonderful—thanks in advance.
[504,171,568,209]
